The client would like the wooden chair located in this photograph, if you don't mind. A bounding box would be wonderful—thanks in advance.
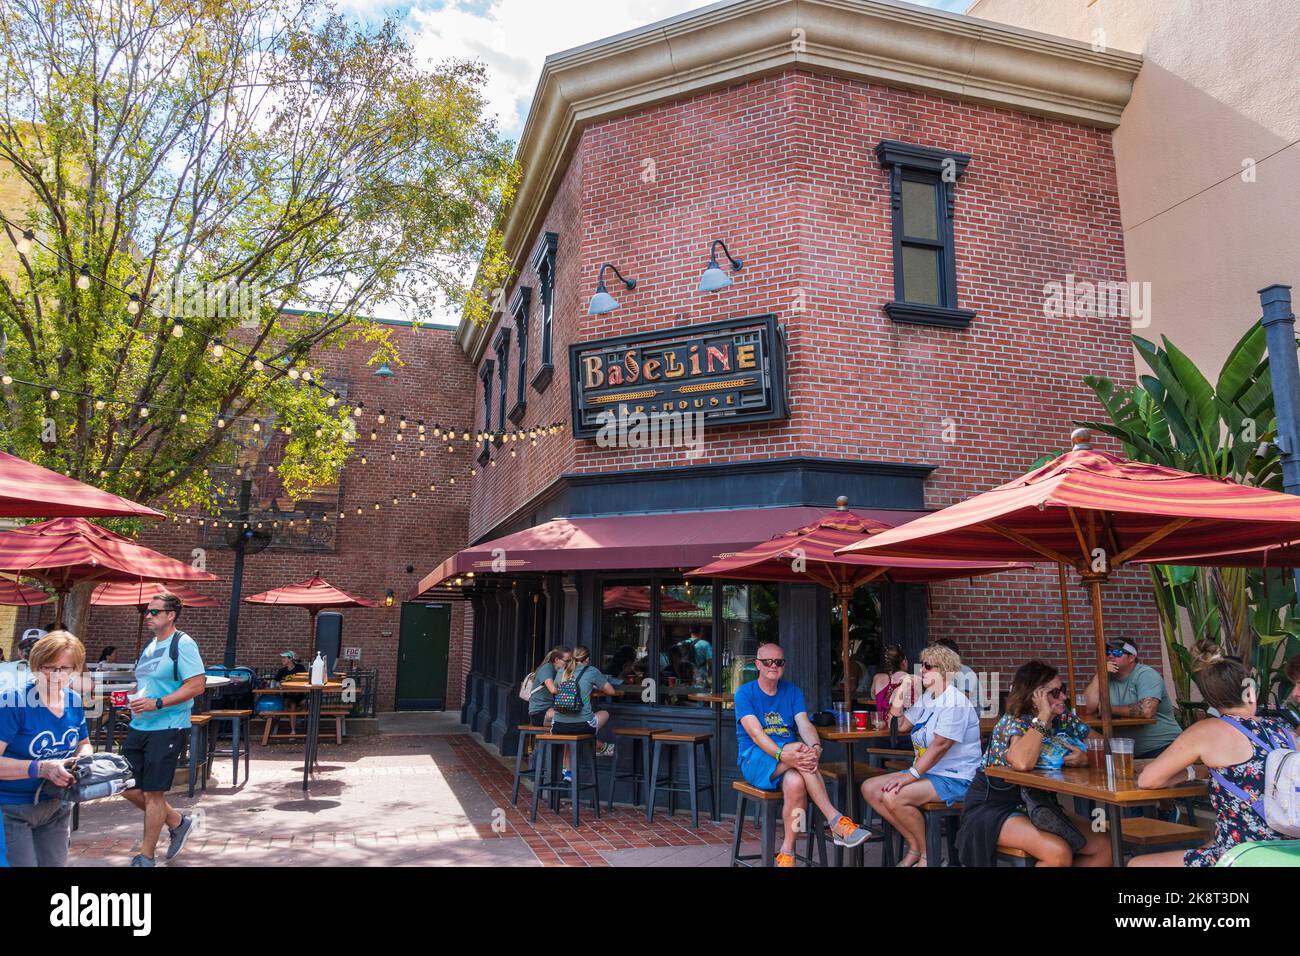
[730,781,827,867]
[1120,817,1214,857]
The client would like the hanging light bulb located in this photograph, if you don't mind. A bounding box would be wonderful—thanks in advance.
[461,431,470,442]
[287,366,300,380]
[126,293,140,315]
[398,415,407,430]
[302,370,312,383]
[531,438,538,447]
[356,506,362,515]
[217,416,226,428]
[489,458,496,467]
[210,338,224,359]
[377,409,386,425]
[374,502,381,511]
[389,451,396,461]
[139,405,150,418]
[327,392,338,407]
[395,432,402,442]
[1,375,11,385]
[432,425,441,437]
[510,448,517,458]
[446,444,453,453]
[77,265,91,290]
[417,421,425,434]
[315,427,323,438]
[419,449,426,458]
[253,358,264,372]
[449,476,456,484]
[360,455,367,465]
[391,496,398,506]
[16,230,34,255]
[429,483,436,492]
[470,467,477,477]
[93,398,104,410]
[179,412,188,423]
[339,511,345,519]
[410,490,417,498]
[171,321,183,338]
[49,388,59,401]
[252,419,261,432]
[354,400,364,417]
[283,425,292,436]
[369,429,377,441]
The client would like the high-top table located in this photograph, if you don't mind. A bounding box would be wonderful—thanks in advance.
[271,679,345,792]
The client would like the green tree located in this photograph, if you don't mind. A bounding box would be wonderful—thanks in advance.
[1082,325,1300,708]
[0,0,517,629]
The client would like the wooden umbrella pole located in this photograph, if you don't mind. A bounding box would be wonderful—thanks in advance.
[1086,574,1115,747]
[309,608,319,659]
[1057,564,1077,706]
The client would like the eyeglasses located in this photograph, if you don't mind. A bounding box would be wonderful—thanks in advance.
[40,666,75,675]
[757,658,786,668]
[145,608,174,617]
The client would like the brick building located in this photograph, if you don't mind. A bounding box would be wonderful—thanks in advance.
[417,0,1164,800]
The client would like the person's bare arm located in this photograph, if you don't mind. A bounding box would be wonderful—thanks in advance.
[1006,687,1055,772]
[740,714,802,764]
[793,712,822,771]
[1112,697,1160,719]
[128,674,206,715]
[911,735,954,775]
[0,739,75,787]
[1138,725,1202,789]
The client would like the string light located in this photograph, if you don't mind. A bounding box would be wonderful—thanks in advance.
[377,409,386,425]
[126,293,140,315]
[210,338,224,359]
[171,320,183,337]
[1,375,10,385]
[16,230,34,255]
[253,358,264,372]
[77,265,91,290]
[49,388,59,400]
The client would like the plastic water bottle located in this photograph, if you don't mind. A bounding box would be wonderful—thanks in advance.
[309,653,326,686]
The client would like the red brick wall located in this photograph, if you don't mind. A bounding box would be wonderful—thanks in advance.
[72,324,478,711]
[469,69,1160,682]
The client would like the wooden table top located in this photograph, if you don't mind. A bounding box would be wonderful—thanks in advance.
[687,693,732,703]
[984,760,1207,804]
[255,682,344,694]
[816,725,894,742]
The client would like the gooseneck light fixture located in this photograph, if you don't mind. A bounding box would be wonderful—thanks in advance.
[698,239,743,292]
[587,263,637,315]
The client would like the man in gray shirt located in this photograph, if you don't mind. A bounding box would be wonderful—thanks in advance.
[1082,639,1182,757]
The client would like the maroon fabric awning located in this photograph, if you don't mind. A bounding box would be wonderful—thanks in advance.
[413,506,927,598]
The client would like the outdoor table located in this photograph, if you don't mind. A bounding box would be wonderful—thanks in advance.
[974,715,1154,737]
[984,760,1207,866]
[267,679,345,792]
[816,724,895,864]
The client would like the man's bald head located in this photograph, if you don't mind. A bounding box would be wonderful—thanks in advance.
[756,642,783,659]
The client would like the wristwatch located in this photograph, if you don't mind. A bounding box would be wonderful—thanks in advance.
[154,697,165,711]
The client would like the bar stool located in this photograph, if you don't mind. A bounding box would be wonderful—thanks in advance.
[511,724,549,807]
[186,714,212,797]
[531,733,600,828]
[205,709,253,787]
[607,727,672,812]
[730,781,827,867]
[646,732,716,827]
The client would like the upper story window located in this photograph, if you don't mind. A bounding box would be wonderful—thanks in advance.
[875,140,975,329]
[530,232,558,393]
[508,287,531,425]
[478,358,494,465]
[493,326,511,441]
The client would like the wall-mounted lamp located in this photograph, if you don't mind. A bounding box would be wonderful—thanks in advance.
[698,239,743,292]
[384,589,395,608]
[587,263,637,315]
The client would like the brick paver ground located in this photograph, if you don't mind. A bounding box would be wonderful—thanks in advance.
[65,721,819,867]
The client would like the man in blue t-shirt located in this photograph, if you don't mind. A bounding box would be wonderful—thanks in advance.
[735,643,870,865]
[121,593,207,867]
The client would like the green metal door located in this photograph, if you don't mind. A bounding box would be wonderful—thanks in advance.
[395,602,450,710]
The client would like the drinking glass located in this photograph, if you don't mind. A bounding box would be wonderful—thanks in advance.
[1109,737,1135,778]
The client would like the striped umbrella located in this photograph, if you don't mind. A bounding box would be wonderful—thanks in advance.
[0,517,218,624]
[687,497,1025,707]
[0,451,161,519]
[0,579,51,607]
[244,574,377,657]
[838,429,1300,740]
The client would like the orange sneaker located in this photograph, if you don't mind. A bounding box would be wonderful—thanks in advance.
[774,851,796,867]
[831,816,871,848]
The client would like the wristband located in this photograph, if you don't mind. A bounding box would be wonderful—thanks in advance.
[907,766,921,780]
[776,744,784,763]
[28,759,39,779]
[1185,766,1196,782]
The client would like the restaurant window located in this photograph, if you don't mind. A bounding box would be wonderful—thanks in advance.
[830,583,882,703]
[478,359,493,465]
[876,139,975,330]
[719,583,779,700]
[508,287,530,424]
[529,232,558,393]
[657,579,714,707]
[600,581,653,687]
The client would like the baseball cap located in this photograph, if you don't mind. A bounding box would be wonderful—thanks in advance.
[1106,639,1138,657]
[279,650,297,658]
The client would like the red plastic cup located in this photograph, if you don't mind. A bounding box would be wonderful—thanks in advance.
[852,710,868,731]
[111,690,128,708]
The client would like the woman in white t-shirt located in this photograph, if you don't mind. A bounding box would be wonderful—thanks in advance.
[860,642,982,867]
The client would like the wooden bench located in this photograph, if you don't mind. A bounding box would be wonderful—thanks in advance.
[1121,817,1213,854]
[259,709,349,745]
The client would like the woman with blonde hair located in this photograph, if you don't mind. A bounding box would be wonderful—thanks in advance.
[0,630,92,867]
[548,646,618,776]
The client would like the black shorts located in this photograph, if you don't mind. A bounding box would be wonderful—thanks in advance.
[549,718,597,737]
[123,728,188,792]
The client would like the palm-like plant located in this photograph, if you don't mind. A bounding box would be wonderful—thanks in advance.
[1081,323,1298,707]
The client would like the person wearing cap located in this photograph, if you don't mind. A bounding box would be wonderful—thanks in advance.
[274,650,306,683]
[0,635,40,695]
[1082,639,1182,758]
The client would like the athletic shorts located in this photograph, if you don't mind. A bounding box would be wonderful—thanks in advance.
[740,748,782,790]
[123,727,188,793]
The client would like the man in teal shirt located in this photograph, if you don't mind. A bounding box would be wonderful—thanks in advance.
[121,593,207,867]
[1083,639,1182,757]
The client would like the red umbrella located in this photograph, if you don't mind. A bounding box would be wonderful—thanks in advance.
[838,430,1300,739]
[90,581,219,657]
[688,497,1025,706]
[0,579,51,606]
[0,451,161,519]
[244,574,377,657]
[0,517,218,623]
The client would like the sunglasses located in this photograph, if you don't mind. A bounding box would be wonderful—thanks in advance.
[757,658,786,668]
[921,661,936,671]
[1106,648,1125,658]
[145,608,174,617]
[1045,686,1067,699]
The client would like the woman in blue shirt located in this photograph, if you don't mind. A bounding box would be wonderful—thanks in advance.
[0,631,92,867]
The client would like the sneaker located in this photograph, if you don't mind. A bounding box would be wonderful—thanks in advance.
[561,769,572,783]
[129,854,155,867]
[166,814,195,861]
[830,816,871,848]
[1157,803,1182,825]
[774,851,796,867]
[596,742,616,758]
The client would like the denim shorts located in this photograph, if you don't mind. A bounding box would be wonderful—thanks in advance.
[740,748,782,790]
[923,772,972,806]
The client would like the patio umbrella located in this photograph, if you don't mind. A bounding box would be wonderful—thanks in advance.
[90,581,220,657]
[0,579,51,607]
[243,574,377,657]
[0,517,218,624]
[602,585,698,613]
[0,451,162,519]
[687,497,1026,707]
[838,429,1300,742]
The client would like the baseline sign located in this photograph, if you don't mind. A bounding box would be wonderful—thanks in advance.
[568,315,787,438]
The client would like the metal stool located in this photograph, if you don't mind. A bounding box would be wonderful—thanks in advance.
[206,709,253,787]
[607,727,672,811]
[730,780,827,867]
[511,724,549,807]
[647,732,716,827]
[531,733,600,828]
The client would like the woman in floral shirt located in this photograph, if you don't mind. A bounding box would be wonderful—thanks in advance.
[1130,656,1298,867]
[956,660,1110,867]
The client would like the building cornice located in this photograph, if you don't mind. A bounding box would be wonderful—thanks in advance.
[457,0,1141,356]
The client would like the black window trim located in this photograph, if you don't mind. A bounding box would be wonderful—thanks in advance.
[478,358,495,465]
[876,139,976,330]
[493,325,511,446]
[508,286,531,425]
[529,232,558,393]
